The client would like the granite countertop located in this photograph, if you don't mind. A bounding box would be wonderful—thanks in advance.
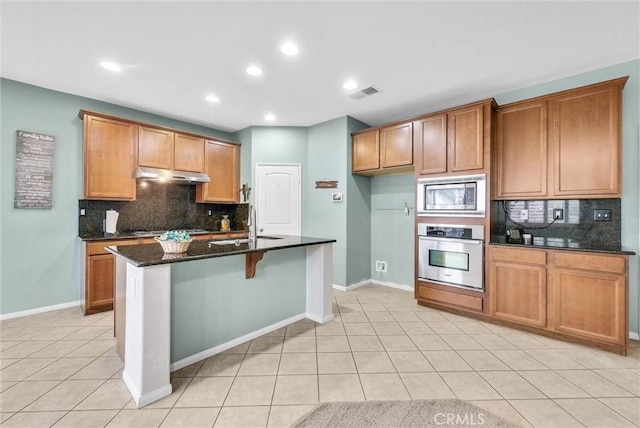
[490,236,635,255]
[79,229,248,241]
[106,235,337,267]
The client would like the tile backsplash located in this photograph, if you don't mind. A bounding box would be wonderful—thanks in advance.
[492,198,621,248]
[79,181,248,236]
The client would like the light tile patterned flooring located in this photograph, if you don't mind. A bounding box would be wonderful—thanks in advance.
[1,284,639,427]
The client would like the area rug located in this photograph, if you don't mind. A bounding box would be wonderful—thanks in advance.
[291,399,519,427]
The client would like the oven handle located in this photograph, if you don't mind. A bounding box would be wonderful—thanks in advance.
[418,236,484,245]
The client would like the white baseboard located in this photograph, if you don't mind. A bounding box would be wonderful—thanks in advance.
[371,279,414,293]
[630,332,640,340]
[170,312,307,372]
[333,279,414,293]
[332,279,370,292]
[0,300,82,321]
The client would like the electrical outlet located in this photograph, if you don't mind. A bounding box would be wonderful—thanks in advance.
[519,209,529,221]
[375,260,387,273]
[593,209,611,222]
[80,208,86,216]
[207,210,212,216]
[553,208,564,220]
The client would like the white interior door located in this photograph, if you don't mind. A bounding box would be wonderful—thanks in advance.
[255,163,301,236]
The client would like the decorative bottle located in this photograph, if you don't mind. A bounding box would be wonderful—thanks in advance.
[221,215,230,232]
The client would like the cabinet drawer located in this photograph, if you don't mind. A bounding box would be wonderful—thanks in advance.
[417,286,483,311]
[491,246,546,265]
[553,252,626,275]
[87,239,138,255]
[192,234,212,241]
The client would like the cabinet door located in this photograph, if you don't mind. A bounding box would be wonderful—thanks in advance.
[138,126,174,169]
[496,101,548,199]
[490,261,547,327]
[174,134,205,172]
[414,114,447,175]
[448,104,484,172]
[83,115,137,200]
[352,130,380,172]
[380,122,413,168]
[553,268,625,344]
[196,140,240,203]
[551,82,622,197]
[86,254,114,313]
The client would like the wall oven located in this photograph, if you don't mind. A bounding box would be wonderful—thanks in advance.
[418,223,484,291]
[416,174,486,217]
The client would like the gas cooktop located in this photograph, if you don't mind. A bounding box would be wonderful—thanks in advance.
[131,229,208,236]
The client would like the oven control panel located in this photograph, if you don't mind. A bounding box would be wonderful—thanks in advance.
[418,223,484,241]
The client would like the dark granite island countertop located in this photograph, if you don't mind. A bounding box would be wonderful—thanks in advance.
[106,235,336,267]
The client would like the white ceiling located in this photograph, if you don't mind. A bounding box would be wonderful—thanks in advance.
[2,1,638,133]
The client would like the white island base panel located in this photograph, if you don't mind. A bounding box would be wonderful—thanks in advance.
[116,243,334,408]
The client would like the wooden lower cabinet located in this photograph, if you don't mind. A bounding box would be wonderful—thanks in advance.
[553,252,627,345]
[490,247,547,327]
[488,245,628,353]
[83,239,138,315]
[416,284,483,312]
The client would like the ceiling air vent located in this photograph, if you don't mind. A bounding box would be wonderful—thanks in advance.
[349,85,382,100]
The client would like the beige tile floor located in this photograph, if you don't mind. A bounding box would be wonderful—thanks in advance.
[1,284,639,427]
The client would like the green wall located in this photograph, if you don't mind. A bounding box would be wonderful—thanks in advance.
[0,79,232,315]
[370,173,415,288]
[346,117,373,286]
[171,248,306,362]
[493,59,640,336]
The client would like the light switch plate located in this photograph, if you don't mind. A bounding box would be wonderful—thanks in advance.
[520,209,529,220]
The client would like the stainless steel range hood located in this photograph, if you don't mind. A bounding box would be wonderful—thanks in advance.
[135,167,210,183]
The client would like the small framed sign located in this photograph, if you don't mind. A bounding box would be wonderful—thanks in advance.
[332,193,343,202]
[14,131,55,209]
[316,180,338,189]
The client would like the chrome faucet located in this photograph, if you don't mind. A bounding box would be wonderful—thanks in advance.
[248,204,257,246]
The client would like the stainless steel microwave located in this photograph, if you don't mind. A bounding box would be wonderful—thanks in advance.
[416,174,486,217]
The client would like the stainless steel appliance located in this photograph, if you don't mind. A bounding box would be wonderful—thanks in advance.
[416,174,486,217]
[418,223,484,291]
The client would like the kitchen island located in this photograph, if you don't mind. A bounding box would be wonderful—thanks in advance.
[107,235,335,408]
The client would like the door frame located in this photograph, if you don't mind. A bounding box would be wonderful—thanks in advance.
[254,163,302,236]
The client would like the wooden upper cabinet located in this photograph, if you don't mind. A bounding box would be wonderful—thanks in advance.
[494,77,626,200]
[82,113,137,200]
[448,104,484,172]
[495,100,548,199]
[380,122,413,168]
[138,126,174,169]
[138,128,204,173]
[196,140,240,203]
[352,129,380,172]
[551,80,624,197]
[414,100,493,177]
[414,114,447,175]
[174,134,204,172]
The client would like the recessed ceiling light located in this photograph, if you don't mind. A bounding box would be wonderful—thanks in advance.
[343,80,358,90]
[246,65,263,76]
[265,113,276,121]
[205,94,220,103]
[280,41,299,56]
[100,61,121,72]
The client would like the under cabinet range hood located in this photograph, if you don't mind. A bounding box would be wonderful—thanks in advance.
[135,167,210,183]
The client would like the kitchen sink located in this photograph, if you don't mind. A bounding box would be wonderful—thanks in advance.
[208,236,283,246]
[209,239,249,246]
